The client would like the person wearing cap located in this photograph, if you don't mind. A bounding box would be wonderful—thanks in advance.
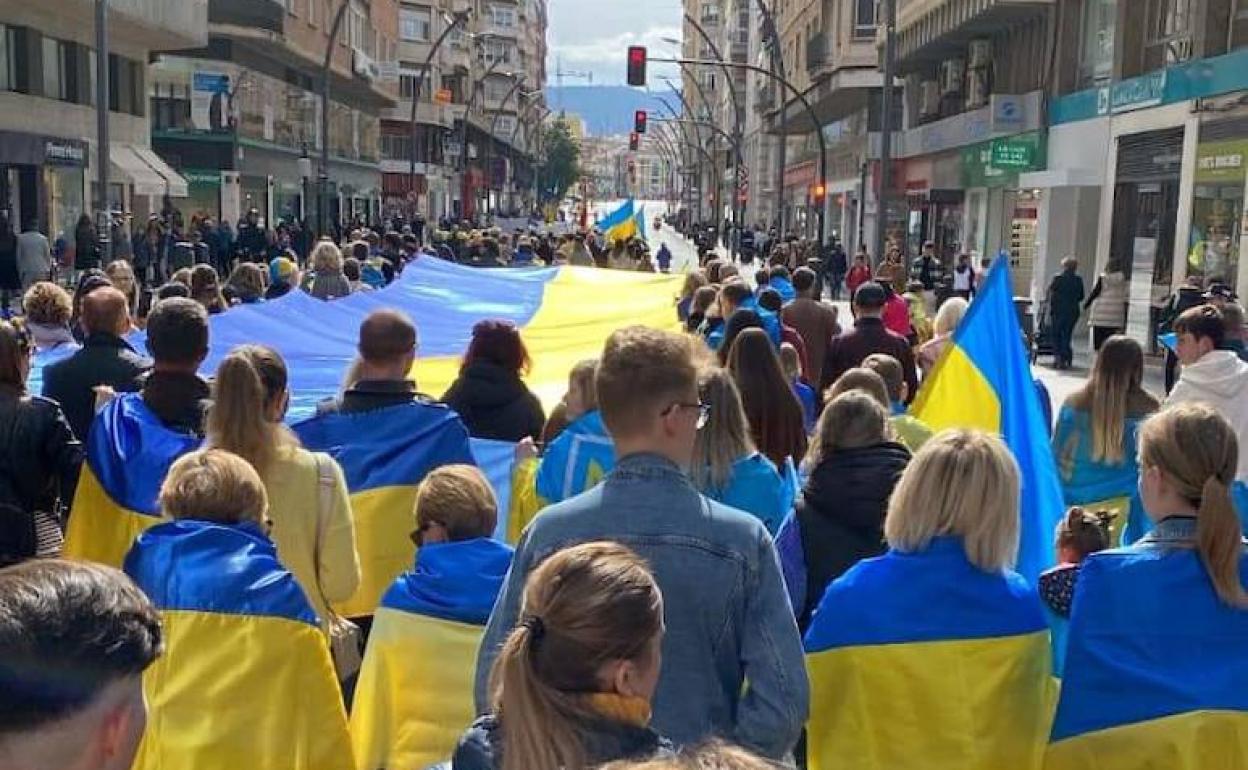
[822,282,918,402]
[266,256,299,300]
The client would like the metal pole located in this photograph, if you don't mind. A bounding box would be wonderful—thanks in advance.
[484,77,525,217]
[322,1,351,239]
[95,0,111,261]
[460,54,506,222]
[754,0,786,238]
[657,93,703,230]
[409,12,468,220]
[875,0,897,264]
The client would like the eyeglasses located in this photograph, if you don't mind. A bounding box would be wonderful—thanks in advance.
[410,520,444,547]
[663,401,711,430]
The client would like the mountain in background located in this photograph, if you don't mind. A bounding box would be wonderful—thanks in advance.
[545,86,670,136]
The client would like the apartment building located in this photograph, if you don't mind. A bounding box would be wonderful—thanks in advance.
[0,0,206,238]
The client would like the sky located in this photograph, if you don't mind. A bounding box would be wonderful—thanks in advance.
[545,0,683,89]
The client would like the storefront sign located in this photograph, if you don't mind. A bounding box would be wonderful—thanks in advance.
[900,92,1043,158]
[0,131,87,168]
[783,160,816,190]
[1052,47,1248,125]
[1195,139,1248,184]
[43,140,85,167]
[183,169,222,187]
[990,137,1037,169]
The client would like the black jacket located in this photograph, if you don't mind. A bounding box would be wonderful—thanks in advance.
[1048,270,1086,319]
[141,371,212,436]
[442,362,545,442]
[42,333,152,442]
[452,714,670,770]
[316,379,431,416]
[0,390,82,545]
[796,442,910,630]
[822,317,919,399]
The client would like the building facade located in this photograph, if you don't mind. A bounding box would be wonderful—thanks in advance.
[0,0,206,240]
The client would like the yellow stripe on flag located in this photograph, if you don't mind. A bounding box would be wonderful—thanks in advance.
[911,343,1003,434]
[1045,710,1248,770]
[341,485,419,618]
[62,466,164,568]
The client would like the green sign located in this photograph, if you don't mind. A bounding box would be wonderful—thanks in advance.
[1195,139,1248,185]
[990,137,1037,169]
[183,169,221,187]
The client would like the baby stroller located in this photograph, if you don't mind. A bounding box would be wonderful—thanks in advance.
[1029,298,1056,364]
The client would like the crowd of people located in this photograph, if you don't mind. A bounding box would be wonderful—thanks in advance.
[2,217,1248,770]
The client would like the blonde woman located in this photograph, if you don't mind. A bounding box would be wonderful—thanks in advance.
[775,391,909,630]
[204,345,360,625]
[21,281,76,353]
[677,272,708,324]
[691,368,796,534]
[804,430,1055,770]
[124,449,354,770]
[917,296,968,377]
[104,260,140,320]
[1047,404,1248,767]
[453,542,670,770]
[308,239,352,300]
[225,262,266,305]
[1052,335,1159,545]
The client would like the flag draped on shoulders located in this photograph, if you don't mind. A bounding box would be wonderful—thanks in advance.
[350,538,514,770]
[62,393,201,567]
[509,409,615,542]
[804,538,1056,770]
[1046,543,1248,769]
[910,259,1064,583]
[294,401,475,617]
[125,519,353,770]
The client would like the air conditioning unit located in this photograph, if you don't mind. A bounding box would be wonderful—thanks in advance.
[353,50,379,82]
[966,68,990,109]
[919,80,940,119]
[968,39,992,68]
[940,58,964,96]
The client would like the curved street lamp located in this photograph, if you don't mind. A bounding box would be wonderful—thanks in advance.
[407,10,472,214]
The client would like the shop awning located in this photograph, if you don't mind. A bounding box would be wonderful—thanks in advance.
[110,144,188,198]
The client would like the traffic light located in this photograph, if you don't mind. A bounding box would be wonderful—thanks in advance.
[629,132,639,151]
[626,46,647,86]
[811,182,827,205]
[634,109,648,134]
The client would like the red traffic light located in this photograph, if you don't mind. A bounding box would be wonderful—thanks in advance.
[629,132,640,151]
[627,46,648,86]
[811,183,827,203]
[634,109,648,134]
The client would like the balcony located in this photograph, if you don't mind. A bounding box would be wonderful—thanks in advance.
[91,0,209,49]
[209,0,282,35]
[893,0,1053,69]
[806,33,827,77]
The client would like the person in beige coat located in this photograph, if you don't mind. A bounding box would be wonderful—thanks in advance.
[205,343,361,625]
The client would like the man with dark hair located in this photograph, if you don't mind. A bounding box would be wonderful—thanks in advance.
[823,282,918,401]
[783,266,840,387]
[44,287,151,441]
[0,560,162,770]
[1220,302,1247,362]
[1167,305,1248,482]
[141,297,211,435]
[476,326,808,759]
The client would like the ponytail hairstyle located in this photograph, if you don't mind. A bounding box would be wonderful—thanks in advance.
[206,344,297,476]
[1055,506,1114,561]
[489,541,664,770]
[1139,404,1246,608]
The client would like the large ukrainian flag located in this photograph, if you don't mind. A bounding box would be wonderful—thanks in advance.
[804,538,1057,770]
[911,259,1065,582]
[62,393,201,567]
[293,402,475,618]
[125,519,354,770]
[1046,546,1248,769]
[351,537,513,770]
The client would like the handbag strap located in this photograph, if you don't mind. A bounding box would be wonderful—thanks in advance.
[311,453,345,625]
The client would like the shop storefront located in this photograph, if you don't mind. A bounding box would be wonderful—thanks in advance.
[781,159,817,239]
[960,131,1047,294]
[1188,127,1248,297]
[0,131,87,239]
[182,170,223,221]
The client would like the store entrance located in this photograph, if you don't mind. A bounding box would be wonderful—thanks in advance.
[1108,179,1179,353]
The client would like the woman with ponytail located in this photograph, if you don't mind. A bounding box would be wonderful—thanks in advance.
[453,541,670,770]
[1048,403,1248,767]
[205,344,360,626]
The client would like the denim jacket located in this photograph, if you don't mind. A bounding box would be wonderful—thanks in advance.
[474,453,809,759]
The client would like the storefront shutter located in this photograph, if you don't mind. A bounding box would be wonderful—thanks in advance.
[1116,128,1185,183]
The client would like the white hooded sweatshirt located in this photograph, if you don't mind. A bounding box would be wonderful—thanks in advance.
[1166,350,1248,482]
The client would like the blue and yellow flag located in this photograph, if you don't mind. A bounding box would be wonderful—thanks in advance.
[62,393,201,567]
[804,537,1057,770]
[508,409,615,542]
[599,199,638,244]
[1046,543,1248,769]
[911,259,1064,582]
[294,401,475,618]
[351,537,513,770]
[125,519,353,770]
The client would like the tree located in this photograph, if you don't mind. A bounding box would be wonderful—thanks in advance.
[537,117,580,205]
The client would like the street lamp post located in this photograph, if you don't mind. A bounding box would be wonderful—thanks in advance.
[875,0,898,264]
[650,55,828,249]
[754,0,792,239]
[320,0,352,239]
[654,92,703,228]
[95,0,112,261]
[408,11,470,219]
[657,80,717,230]
[483,77,529,217]
[510,103,549,215]
[459,50,507,221]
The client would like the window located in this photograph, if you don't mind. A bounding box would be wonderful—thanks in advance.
[484,77,513,102]
[0,25,10,92]
[309,0,319,26]
[348,1,375,57]
[854,0,876,38]
[1076,0,1116,89]
[286,0,297,15]
[488,4,517,28]
[494,115,516,137]
[701,2,720,24]
[400,4,432,42]
[1144,0,1194,67]
[399,64,429,100]
[42,36,65,100]
[483,38,515,66]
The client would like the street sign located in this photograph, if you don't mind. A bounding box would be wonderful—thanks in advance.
[377,61,401,84]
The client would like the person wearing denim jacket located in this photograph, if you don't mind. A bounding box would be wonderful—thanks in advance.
[474,327,808,760]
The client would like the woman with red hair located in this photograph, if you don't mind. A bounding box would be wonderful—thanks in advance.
[444,320,546,442]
